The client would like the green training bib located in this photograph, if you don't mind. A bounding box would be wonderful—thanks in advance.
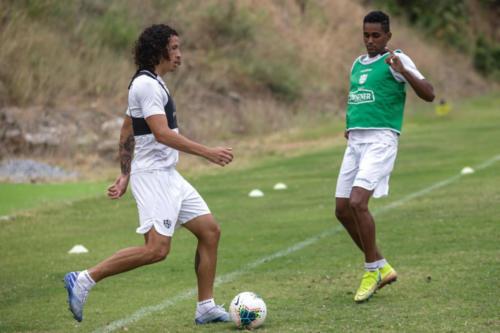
[347,52,406,133]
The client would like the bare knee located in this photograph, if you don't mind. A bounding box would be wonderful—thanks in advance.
[335,206,349,222]
[145,244,170,263]
[349,197,369,213]
[184,215,221,247]
[197,222,221,249]
[213,223,221,240]
[205,223,221,245]
[335,199,351,222]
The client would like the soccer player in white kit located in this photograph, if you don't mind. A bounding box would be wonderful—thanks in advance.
[64,24,234,324]
[334,11,435,303]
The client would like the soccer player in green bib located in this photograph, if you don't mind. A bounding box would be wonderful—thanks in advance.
[334,11,435,303]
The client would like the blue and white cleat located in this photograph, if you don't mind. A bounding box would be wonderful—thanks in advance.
[195,305,231,325]
[64,271,88,322]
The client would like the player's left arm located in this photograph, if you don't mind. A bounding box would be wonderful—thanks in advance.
[385,48,435,102]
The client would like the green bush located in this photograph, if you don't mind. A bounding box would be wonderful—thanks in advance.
[198,3,302,101]
[374,0,470,49]
[374,0,499,79]
[11,0,138,52]
[20,0,68,19]
[252,60,301,101]
[93,8,138,51]
[474,36,500,78]
[202,2,256,47]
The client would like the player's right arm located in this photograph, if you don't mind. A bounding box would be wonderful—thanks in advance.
[145,114,233,167]
[108,116,134,199]
[385,48,435,102]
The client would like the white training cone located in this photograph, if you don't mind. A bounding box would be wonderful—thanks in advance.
[273,182,287,190]
[68,245,89,254]
[460,167,475,175]
[248,189,264,198]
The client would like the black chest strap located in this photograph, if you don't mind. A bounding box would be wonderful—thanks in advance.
[128,70,177,136]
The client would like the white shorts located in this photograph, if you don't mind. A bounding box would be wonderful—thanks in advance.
[130,169,210,237]
[335,142,398,199]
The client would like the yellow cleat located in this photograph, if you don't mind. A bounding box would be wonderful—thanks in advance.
[378,263,397,290]
[354,270,381,303]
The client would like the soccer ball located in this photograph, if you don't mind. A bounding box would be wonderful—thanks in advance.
[229,291,267,329]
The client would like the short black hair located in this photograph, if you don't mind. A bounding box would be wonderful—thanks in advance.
[363,11,390,33]
[134,24,178,72]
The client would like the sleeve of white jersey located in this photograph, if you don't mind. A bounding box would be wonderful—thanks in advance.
[390,53,425,83]
[135,79,166,118]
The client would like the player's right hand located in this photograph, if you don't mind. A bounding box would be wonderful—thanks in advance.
[384,47,406,74]
[107,174,130,199]
[206,147,233,167]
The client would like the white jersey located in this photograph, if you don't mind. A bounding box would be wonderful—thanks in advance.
[126,71,179,173]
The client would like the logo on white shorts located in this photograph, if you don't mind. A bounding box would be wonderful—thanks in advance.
[163,219,172,228]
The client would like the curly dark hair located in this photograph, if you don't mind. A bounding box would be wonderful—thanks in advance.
[364,11,390,33]
[134,24,178,72]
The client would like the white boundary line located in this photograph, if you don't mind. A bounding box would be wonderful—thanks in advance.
[93,154,500,333]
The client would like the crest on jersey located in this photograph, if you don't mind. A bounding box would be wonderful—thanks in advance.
[359,74,368,84]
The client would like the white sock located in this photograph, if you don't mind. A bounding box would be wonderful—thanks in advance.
[375,258,388,269]
[77,270,96,290]
[196,298,215,317]
[364,261,378,272]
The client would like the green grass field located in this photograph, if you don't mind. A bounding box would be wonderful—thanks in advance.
[0,182,107,217]
[0,94,499,332]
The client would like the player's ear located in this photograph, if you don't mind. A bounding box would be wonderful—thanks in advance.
[387,31,392,41]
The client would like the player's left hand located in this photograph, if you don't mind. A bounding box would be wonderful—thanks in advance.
[206,147,233,167]
[107,174,130,199]
[385,47,406,74]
